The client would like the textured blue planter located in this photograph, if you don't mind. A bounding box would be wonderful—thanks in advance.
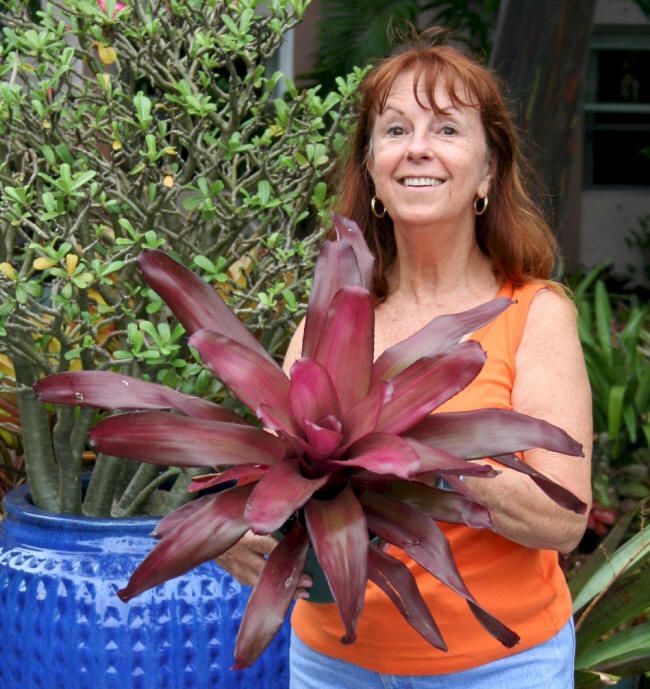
[0,485,290,689]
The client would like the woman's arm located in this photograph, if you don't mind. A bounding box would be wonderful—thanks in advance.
[461,289,593,553]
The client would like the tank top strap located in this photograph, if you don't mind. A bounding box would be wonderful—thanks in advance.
[507,281,550,355]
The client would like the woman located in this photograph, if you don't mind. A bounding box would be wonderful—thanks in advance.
[218,31,592,688]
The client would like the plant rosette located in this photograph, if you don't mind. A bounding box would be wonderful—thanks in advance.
[34,214,587,668]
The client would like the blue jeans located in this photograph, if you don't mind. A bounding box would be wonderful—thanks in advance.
[289,618,575,689]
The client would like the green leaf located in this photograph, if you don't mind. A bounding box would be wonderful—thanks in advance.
[257,180,271,205]
[281,288,297,312]
[594,281,613,366]
[575,566,650,653]
[134,91,153,128]
[607,385,626,442]
[569,507,638,599]
[575,622,650,671]
[192,255,215,273]
[572,523,650,612]
[69,170,96,191]
[622,405,637,443]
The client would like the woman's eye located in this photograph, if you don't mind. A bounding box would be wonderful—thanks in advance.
[387,125,405,136]
[441,125,457,136]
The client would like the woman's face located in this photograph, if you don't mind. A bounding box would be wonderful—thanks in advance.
[368,70,493,233]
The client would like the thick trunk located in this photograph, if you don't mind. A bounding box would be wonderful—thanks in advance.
[12,356,60,512]
[489,0,596,234]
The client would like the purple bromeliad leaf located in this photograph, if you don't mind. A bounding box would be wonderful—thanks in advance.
[305,487,368,643]
[361,490,520,648]
[138,250,274,363]
[304,416,343,456]
[152,494,215,538]
[372,297,513,382]
[404,439,499,477]
[33,370,245,423]
[234,521,310,669]
[339,380,393,452]
[245,458,329,534]
[367,543,447,650]
[289,359,342,433]
[88,411,288,468]
[360,481,493,530]
[302,240,362,358]
[408,409,584,459]
[189,330,295,426]
[332,214,374,289]
[490,453,587,513]
[332,433,420,479]
[313,285,375,414]
[118,484,254,601]
[188,465,269,493]
[374,342,486,436]
[256,404,317,459]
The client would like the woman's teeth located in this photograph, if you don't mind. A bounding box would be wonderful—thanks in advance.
[401,177,444,187]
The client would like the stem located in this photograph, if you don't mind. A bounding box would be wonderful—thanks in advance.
[116,462,160,513]
[121,467,181,517]
[12,356,59,512]
[83,453,126,517]
[52,405,96,515]
[162,467,203,511]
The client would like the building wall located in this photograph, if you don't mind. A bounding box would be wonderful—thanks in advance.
[579,0,650,284]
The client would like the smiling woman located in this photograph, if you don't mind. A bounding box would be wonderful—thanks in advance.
[219,28,592,689]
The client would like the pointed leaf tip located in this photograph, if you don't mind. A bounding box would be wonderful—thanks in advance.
[302,240,362,358]
[138,249,273,362]
[234,522,309,668]
[332,214,374,289]
[305,487,368,643]
[372,297,513,382]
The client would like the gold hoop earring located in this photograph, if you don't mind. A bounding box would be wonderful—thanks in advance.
[474,194,488,216]
[371,195,386,219]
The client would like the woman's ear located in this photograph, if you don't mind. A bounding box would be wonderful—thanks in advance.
[478,153,495,198]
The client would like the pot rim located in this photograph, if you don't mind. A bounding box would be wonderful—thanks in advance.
[2,483,159,532]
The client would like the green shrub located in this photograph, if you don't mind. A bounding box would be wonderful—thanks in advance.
[0,0,360,516]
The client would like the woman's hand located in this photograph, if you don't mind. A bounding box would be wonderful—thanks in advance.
[216,530,312,598]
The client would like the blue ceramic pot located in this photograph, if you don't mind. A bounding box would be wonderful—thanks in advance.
[0,485,290,689]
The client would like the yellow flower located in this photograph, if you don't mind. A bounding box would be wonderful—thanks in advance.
[65,253,79,276]
[0,262,17,280]
[163,175,174,188]
[112,140,123,151]
[97,43,117,65]
[33,257,57,270]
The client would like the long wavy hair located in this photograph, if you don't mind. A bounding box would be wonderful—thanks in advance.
[335,30,558,299]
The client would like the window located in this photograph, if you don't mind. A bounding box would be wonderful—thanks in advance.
[584,32,650,187]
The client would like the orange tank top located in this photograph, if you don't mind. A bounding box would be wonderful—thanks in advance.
[291,281,573,674]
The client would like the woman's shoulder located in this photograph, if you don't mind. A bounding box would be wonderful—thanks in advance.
[513,280,576,322]
[494,279,576,357]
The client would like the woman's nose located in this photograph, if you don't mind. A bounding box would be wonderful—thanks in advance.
[406,130,434,160]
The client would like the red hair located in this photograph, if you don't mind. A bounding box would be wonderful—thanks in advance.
[335,32,557,299]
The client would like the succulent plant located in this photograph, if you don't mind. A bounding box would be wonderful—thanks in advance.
[35,214,586,668]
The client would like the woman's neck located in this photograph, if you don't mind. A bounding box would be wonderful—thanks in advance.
[387,220,498,308]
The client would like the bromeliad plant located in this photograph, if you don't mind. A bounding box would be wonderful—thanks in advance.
[35,215,587,668]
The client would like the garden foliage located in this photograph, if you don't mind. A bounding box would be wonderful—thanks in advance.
[0,0,359,515]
